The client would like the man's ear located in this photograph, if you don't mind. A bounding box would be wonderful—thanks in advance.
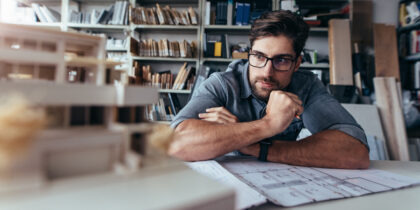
[293,55,302,72]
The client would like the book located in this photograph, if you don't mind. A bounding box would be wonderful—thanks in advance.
[172,62,188,90]
[188,7,198,25]
[227,0,233,25]
[31,3,48,23]
[205,1,211,25]
[214,41,222,57]
[168,93,181,115]
[42,5,61,22]
[235,2,244,25]
[242,3,250,25]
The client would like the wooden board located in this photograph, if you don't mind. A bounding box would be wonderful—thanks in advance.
[374,77,409,161]
[351,0,373,48]
[328,19,353,85]
[373,24,400,81]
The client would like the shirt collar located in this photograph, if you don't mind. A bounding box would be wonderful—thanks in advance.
[240,61,253,99]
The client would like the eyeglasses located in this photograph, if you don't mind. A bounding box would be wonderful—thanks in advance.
[248,53,296,72]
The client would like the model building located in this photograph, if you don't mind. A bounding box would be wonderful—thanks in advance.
[0,23,167,193]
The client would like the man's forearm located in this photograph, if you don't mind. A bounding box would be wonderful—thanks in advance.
[169,119,272,161]
[241,130,370,169]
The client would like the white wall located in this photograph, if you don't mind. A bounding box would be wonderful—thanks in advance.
[372,0,399,26]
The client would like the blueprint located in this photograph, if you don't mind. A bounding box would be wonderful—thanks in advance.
[186,157,420,208]
[185,160,266,210]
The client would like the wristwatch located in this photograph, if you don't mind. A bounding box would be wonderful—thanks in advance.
[258,139,272,162]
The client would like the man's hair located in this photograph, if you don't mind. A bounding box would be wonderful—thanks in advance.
[250,10,309,57]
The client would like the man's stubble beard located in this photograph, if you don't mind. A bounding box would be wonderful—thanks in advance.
[251,76,281,102]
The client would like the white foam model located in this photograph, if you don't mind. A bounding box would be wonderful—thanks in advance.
[0,23,234,210]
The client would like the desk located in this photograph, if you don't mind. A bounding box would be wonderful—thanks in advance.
[0,161,235,210]
[253,160,420,210]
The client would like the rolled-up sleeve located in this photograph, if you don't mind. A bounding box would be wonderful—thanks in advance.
[171,74,226,128]
[302,79,369,150]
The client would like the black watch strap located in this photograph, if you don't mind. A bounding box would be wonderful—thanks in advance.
[258,139,272,162]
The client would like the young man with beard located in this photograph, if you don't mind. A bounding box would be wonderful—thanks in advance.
[168,10,370,169]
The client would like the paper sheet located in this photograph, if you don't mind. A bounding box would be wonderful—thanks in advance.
[220,158,420,207]
[185,160,266,210]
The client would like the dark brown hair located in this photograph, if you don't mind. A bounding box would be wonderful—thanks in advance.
[250,10,309,57]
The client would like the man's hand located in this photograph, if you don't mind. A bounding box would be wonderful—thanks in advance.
[262,91,303,135]
[198,107,239,124]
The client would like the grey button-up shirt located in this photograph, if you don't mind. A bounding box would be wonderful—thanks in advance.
[171,59,368,148]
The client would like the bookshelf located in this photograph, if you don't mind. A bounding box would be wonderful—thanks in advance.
[397,0,420,142]
[0,0,351,123]
[397,0,420,91]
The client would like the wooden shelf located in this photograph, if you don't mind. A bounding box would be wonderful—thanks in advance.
[299,63,330,69]
[203,25,327,33]
[67,23,129,30]
[309,27,329,33]
[106,48,127,52]
[398,22,420,34]
[204,25,251,30]
[159,89,191,94]
[403,53,420,62]
[132,56,198,62]
[202,58,236,63]
[132,25,199,30]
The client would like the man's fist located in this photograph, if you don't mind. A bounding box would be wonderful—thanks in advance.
[263,91,303,135]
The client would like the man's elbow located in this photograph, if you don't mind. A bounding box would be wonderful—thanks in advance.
[346,145,370,169]
[168,122,208,162]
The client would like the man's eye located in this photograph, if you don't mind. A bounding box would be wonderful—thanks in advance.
[274,58,287,63]
[256,54,264,59]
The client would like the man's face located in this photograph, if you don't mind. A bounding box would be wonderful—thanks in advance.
[248,35,301,101]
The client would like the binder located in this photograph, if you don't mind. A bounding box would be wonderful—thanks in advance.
[214,41,222,57]
[242,3,250,25]
[235,2,244,25]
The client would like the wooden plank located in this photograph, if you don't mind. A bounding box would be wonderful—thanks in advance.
[373,77,409,161]
[328,19,353,85]
[373,24,400,81]
[351,0,373,48]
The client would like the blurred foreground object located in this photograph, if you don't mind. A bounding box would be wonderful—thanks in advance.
[0,95,45,168]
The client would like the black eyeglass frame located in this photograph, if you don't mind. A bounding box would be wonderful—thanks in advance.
[248,53,298,72]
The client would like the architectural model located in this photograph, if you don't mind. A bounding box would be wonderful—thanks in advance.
[0,22,163,192]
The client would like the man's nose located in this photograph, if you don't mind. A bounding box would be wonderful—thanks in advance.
[262,60,275,76]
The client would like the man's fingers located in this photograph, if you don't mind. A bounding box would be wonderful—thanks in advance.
[284,92,302,106]
[199,108,238,124]
[201,115,236,124]
[295,104,304,117]
[205,107,238,121]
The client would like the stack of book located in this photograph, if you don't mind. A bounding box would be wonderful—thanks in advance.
[69,1,129,25]
[204,34,231,58]
[204,1,251,25]
[172,63,195,90]
[106,37,127,50]
[31,3,61,23]
[131,62,195,90]
[131,3,197,25]
[130,38,197,58]
[145,95,176,122]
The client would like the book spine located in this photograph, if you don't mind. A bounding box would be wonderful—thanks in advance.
[227,0,233,25]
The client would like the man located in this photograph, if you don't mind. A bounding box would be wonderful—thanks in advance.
[169,10,369,169]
